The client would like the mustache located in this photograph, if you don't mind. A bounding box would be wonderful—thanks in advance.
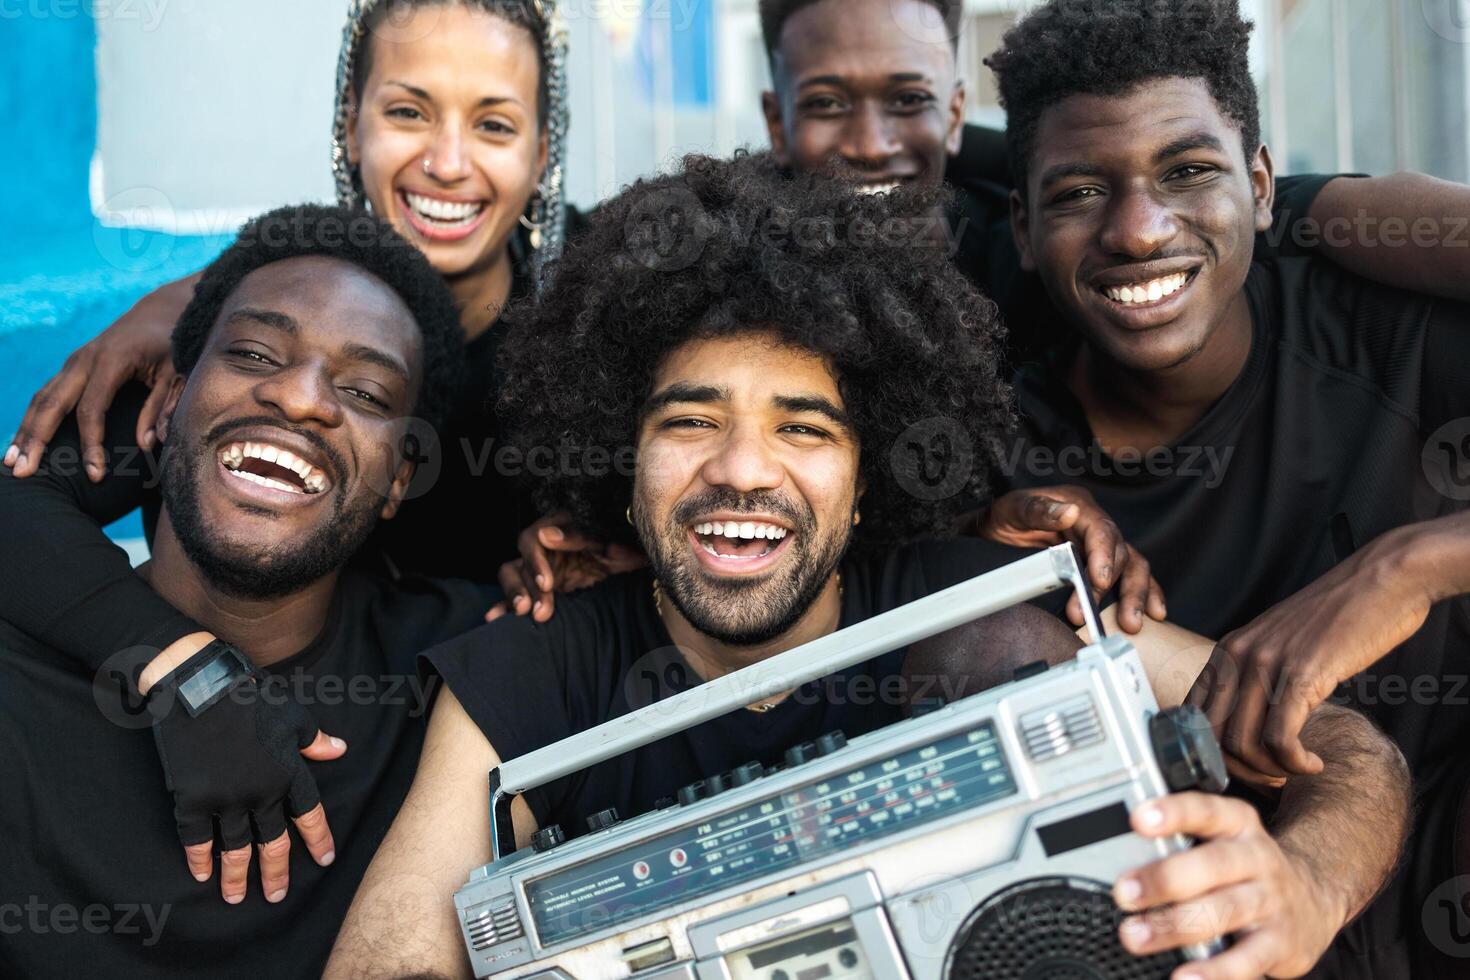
[670,489,811,531]
[199,416,346,484]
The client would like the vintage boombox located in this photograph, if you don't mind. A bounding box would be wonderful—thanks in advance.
[456,545,1228,979]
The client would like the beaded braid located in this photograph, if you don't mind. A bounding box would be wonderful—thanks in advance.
[330,0,569,292]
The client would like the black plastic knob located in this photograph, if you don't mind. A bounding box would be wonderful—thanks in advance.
[815,730,847,756]
[730,761,764,787]
[1150,705,1229,794]
[705,772,729,796]
[677,780,708,806]
[654,796,677,810]
[784,741,816,767]
[586,808,621,832]
[531,824,565,853]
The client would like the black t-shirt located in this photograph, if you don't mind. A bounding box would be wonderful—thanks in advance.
[1007,256,1470,778]
[1007,257,1470,977]
[423,538,1069,836]
[0,570,493,979]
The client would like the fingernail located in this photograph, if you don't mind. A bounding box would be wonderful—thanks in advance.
[1137,805,1163,829]
[534,601,543,614]
[330,736,346,750]
[543,527,563,542]
[14,453,25,469]
[3,445,16,466]
[1177,973,1202,980]
[86,464,101,480]
[537,575,550,591]
[225,893,244,905]
[267,888,286,903]
[1121,918,1150,945]
[321,850,335,866]
[143,428,156,447]
[193,872,209,882]
[1118,877,1142,905]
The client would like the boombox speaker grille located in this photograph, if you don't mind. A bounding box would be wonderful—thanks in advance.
[947,877,1184,980]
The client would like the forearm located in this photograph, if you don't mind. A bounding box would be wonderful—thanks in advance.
[1307,172,1470,302]
[1268,704,1411,925]
[0,387,202,670]
[328,690,523,979]
[1398,511,1470,602]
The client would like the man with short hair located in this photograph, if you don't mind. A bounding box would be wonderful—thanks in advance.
[328,153,1410,980]
[0,205,494,978]
[985,1,1470,974]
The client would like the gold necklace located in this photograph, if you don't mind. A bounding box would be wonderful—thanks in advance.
[652,575,843,713]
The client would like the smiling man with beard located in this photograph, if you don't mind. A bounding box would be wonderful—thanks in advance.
[328,154,1411,980]
[0,205,498,978]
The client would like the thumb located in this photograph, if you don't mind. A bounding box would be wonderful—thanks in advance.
[299,730,348,761]
[1023,495,1080,531]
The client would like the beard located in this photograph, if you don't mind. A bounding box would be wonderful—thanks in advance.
[159,423,384,600]
[636,488,852,647]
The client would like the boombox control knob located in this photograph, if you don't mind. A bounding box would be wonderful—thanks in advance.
[785,742,817,767]
[531,824,565,853]
[730,761,764,787]
[1150,705,1229,794]
[586,808,621,832]
[816,730,847,756]
[677,780,708,806]
[705,772,730,796]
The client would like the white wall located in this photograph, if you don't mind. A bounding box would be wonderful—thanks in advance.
[93,0,345,233]
[92,0,774,231]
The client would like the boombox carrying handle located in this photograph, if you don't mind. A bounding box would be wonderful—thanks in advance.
[488,543,1101,860]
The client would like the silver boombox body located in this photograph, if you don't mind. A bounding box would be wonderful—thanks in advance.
[456,545,1227,980]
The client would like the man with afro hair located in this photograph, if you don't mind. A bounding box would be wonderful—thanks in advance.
[330,152,1408,980]
[990,0,1470,975]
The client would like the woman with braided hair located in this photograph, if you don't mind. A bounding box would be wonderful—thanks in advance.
[6,0,581,576]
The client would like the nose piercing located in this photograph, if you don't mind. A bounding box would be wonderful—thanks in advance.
[423,157,433,176]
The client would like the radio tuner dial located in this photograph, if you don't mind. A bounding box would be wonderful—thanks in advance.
[1150,705,1229,794]
[530,824,565,853]
[586,808,621,832]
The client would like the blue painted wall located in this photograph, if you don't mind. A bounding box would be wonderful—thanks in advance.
[0,10,229,540]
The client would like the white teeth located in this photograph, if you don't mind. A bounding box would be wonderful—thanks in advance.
[694,521,788,540]
[405,192,485,225]
[225,468,303,494]
[221,440,328,494]
[855,182,900,196]
[1105,272,1191,305]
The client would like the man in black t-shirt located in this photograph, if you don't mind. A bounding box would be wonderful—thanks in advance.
[985,1,1470,973]
[0,206,494,978]
[755,0,1470,357]
[329,154,1410,980]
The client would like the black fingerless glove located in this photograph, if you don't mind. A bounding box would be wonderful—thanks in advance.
[147,640,325,851]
